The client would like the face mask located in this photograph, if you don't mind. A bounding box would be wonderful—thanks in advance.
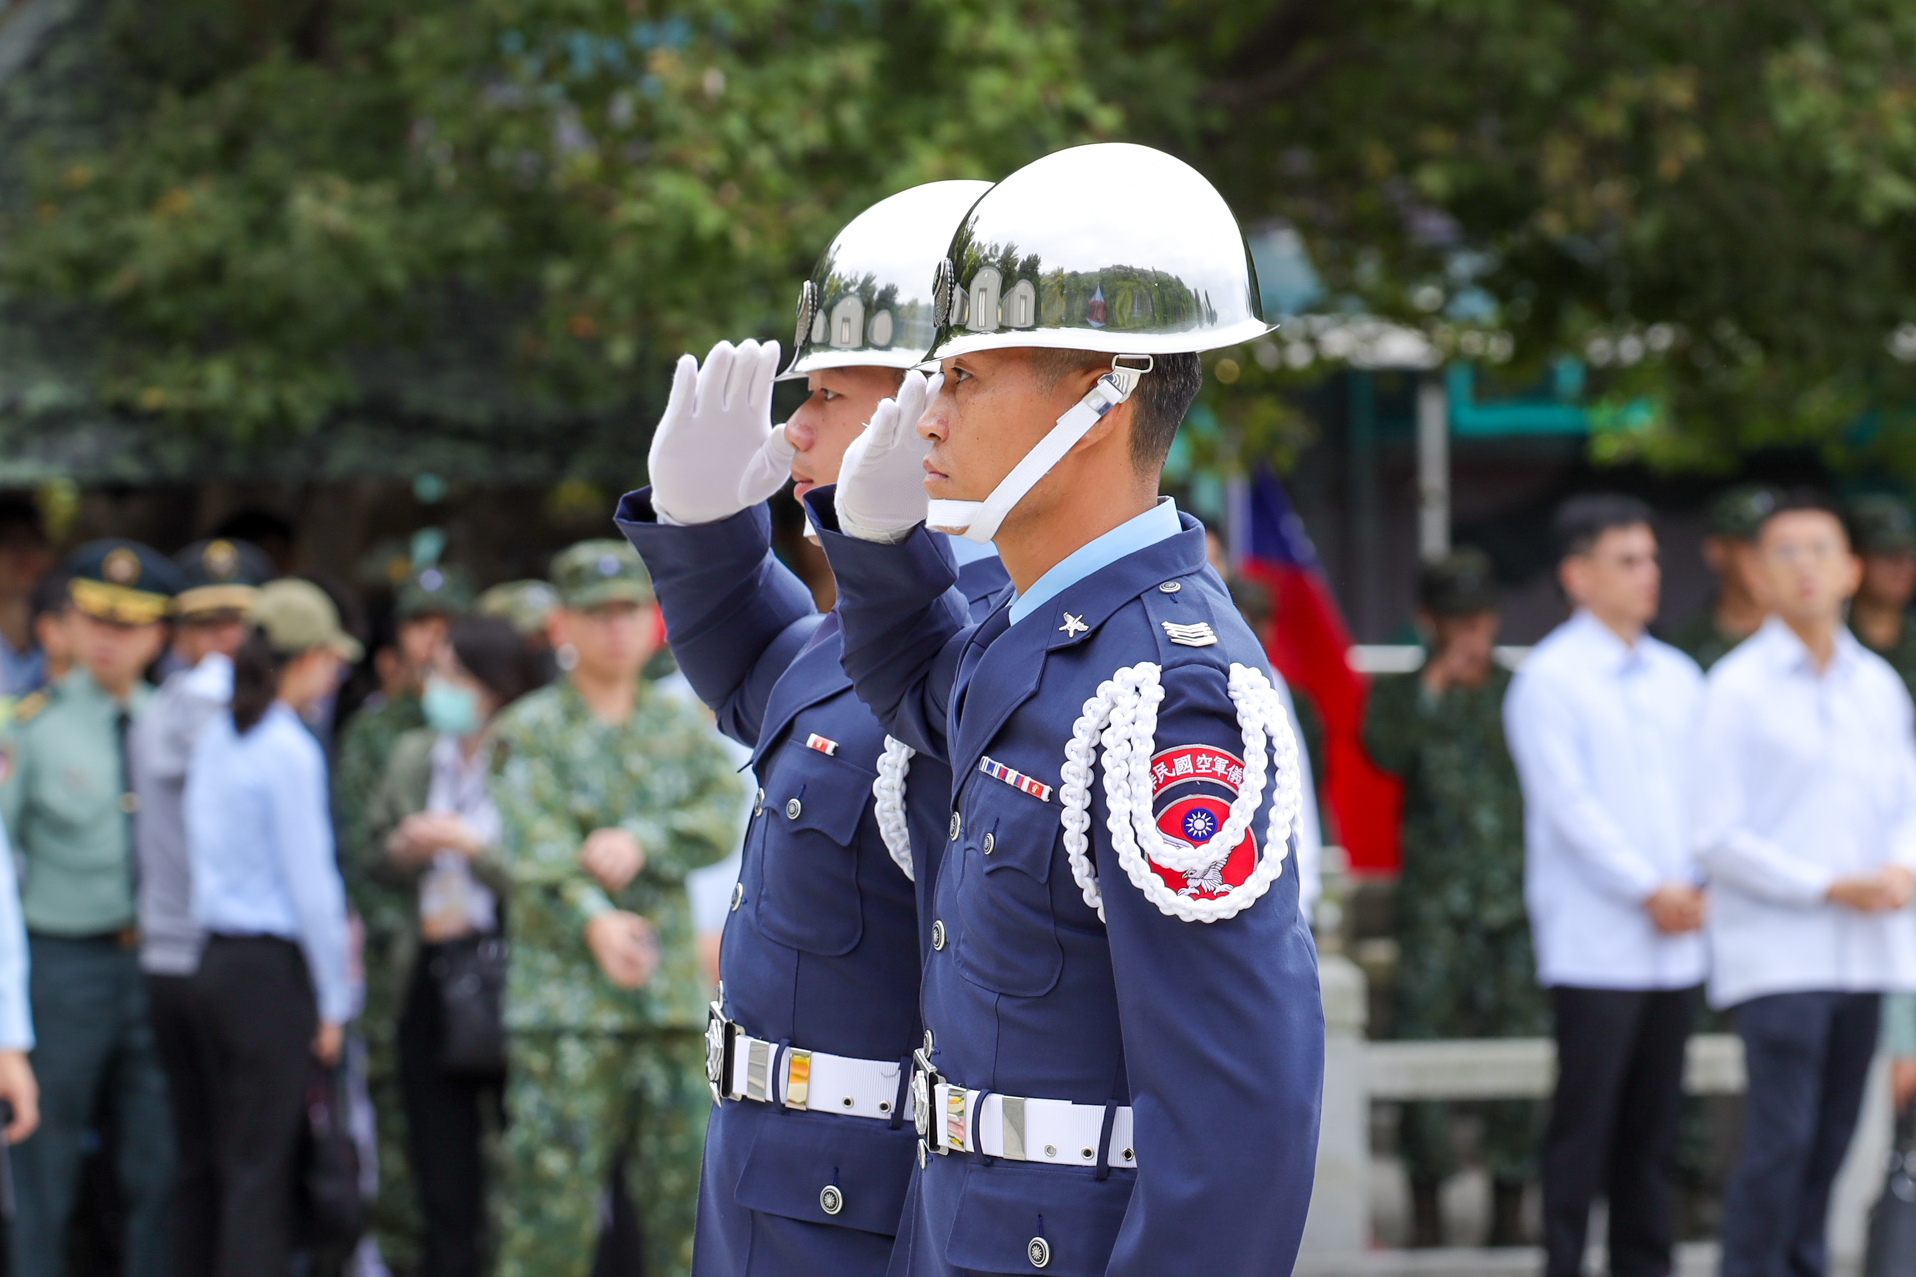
[422,676,483,738]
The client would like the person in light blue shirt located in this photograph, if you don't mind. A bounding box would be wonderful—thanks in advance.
[183,579,359,1277]
[0,818,39,1142]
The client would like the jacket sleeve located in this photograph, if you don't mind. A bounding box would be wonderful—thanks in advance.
[267,732,354,1025]
[615,491,821,749]
[492,728,614,926]
[363,731,430,893]
[617,711,745,888]
[1096,660,1323,1277]
[807,489,972,762]
[0,820,31,1050]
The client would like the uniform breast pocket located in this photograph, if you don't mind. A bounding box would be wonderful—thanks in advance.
[954,792,1064,999]
[754,746,872,957]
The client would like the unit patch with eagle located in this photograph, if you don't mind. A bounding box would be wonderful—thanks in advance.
[1148,744,1258,900]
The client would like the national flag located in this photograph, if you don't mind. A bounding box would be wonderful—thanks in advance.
[1231,467,1402,873]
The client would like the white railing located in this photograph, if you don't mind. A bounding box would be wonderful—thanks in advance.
[1299,954,1891,1275]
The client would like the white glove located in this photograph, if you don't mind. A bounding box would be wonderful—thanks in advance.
[835,372,942,543]
[646,339,784,525]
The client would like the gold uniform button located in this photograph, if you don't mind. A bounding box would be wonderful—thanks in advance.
[982,832,995,855]
[729,883,743,912]
[785,798,803,820]
[930,920,946,951]
[819,1184,843,1216]
[1027,1236,1051,1269]
[949,811,962,841]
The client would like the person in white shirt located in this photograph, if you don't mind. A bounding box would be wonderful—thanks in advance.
[1692,493,1916,1277]
[1504,494,1706,1277]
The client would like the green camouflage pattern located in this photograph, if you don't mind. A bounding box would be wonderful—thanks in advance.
[1667,608,1745,672]
[497,1030,709,1277]
[1858,613,1916,705]
[1365,666,1544,1184]
[490,676,741,1034]
[332,690,427,1273]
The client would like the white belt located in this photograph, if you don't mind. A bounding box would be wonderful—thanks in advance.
[723,1029,913,1123]
[927,1082,1138,1169]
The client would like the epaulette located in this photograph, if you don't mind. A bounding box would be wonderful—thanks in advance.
[11,691,48,725]
[1140,580,1227,664]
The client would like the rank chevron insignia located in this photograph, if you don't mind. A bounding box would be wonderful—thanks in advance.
[1160,620,1218,647]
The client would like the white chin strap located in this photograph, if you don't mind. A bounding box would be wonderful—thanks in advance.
[928,355,1153,544]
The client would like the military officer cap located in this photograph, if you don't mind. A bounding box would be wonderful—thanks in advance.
[1845,494,1916,557]
[551,540,653,610]
[395,562,475,621]
[64,539,183,625]
[477,579,560,637]
[173,538,274,618]
[1706,484,1782,542]
[1417,546,1499,618]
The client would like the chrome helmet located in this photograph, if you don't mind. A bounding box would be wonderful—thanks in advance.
[781,179,994,380]
[923,142,1273,364]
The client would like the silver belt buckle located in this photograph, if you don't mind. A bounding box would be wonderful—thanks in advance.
[911,1030,943,1167]
[704,990,735,1103]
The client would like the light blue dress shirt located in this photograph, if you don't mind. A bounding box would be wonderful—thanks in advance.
[0,821,32,1049]
[1007,496,1182,626]
[186,702,352,1024]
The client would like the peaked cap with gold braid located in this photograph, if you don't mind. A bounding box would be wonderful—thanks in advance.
[65,538,183,625]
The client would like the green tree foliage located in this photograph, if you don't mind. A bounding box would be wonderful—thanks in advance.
[2,0,1113,435]
[8,0,1916,470]
[1096,0,1916,471]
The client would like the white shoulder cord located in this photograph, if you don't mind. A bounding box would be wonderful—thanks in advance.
[873,736,917,881]
[1059,662,1301,923]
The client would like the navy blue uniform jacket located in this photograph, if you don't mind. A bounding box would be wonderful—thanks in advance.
[617,493,1006,1273]
[806,492,1324,1277]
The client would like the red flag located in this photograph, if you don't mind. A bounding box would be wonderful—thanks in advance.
[1234,469,1402,874]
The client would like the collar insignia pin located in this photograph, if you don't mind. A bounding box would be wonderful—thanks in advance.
[1059,613,1088,638]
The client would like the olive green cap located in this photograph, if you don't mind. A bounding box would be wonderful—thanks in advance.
[251,579,363,661]
[395,562,475,620]
[1705,484,1782,542]
[1417,546,1499,618]
[551,540,653,610]
[477,579,560,637]
[1845,494,1916,556]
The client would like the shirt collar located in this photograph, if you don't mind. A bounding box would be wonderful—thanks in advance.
[1008,497,1182,625]
[1566,608,1651,672]
[1757,613,1862,678]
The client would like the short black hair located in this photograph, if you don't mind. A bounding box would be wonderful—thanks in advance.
[1553,493,1655,560]
[449,615,536,707]
[0,495,44,548]
[1760,488,1847,543]
[1027,350,1205,474]
[28,570,69,623]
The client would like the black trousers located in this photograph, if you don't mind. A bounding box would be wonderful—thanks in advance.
[183,935,318,1277]
[397,946,502,1277]
[1721,991,1881,1277]
[1541,985,1697,1277]
[147,971,218,1277]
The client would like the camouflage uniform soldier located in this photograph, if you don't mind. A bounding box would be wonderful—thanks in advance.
[1845,494,1916,699]
[1364,548,1544,1248]
[491,541,741,1277]
[1668,485,1779,670]
[335,561,472,1275]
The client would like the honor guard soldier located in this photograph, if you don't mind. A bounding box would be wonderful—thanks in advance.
[2,540,182,1277]
[490,540,743,1277]
[128,537,273,1275]
[616,181,1009,1276]
[809,143,1324,1276]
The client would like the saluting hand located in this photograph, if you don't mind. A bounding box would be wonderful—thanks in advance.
[647,340,787,525]
[836,371,942,542]
[585,912,661,990]
[580,827,646,894]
